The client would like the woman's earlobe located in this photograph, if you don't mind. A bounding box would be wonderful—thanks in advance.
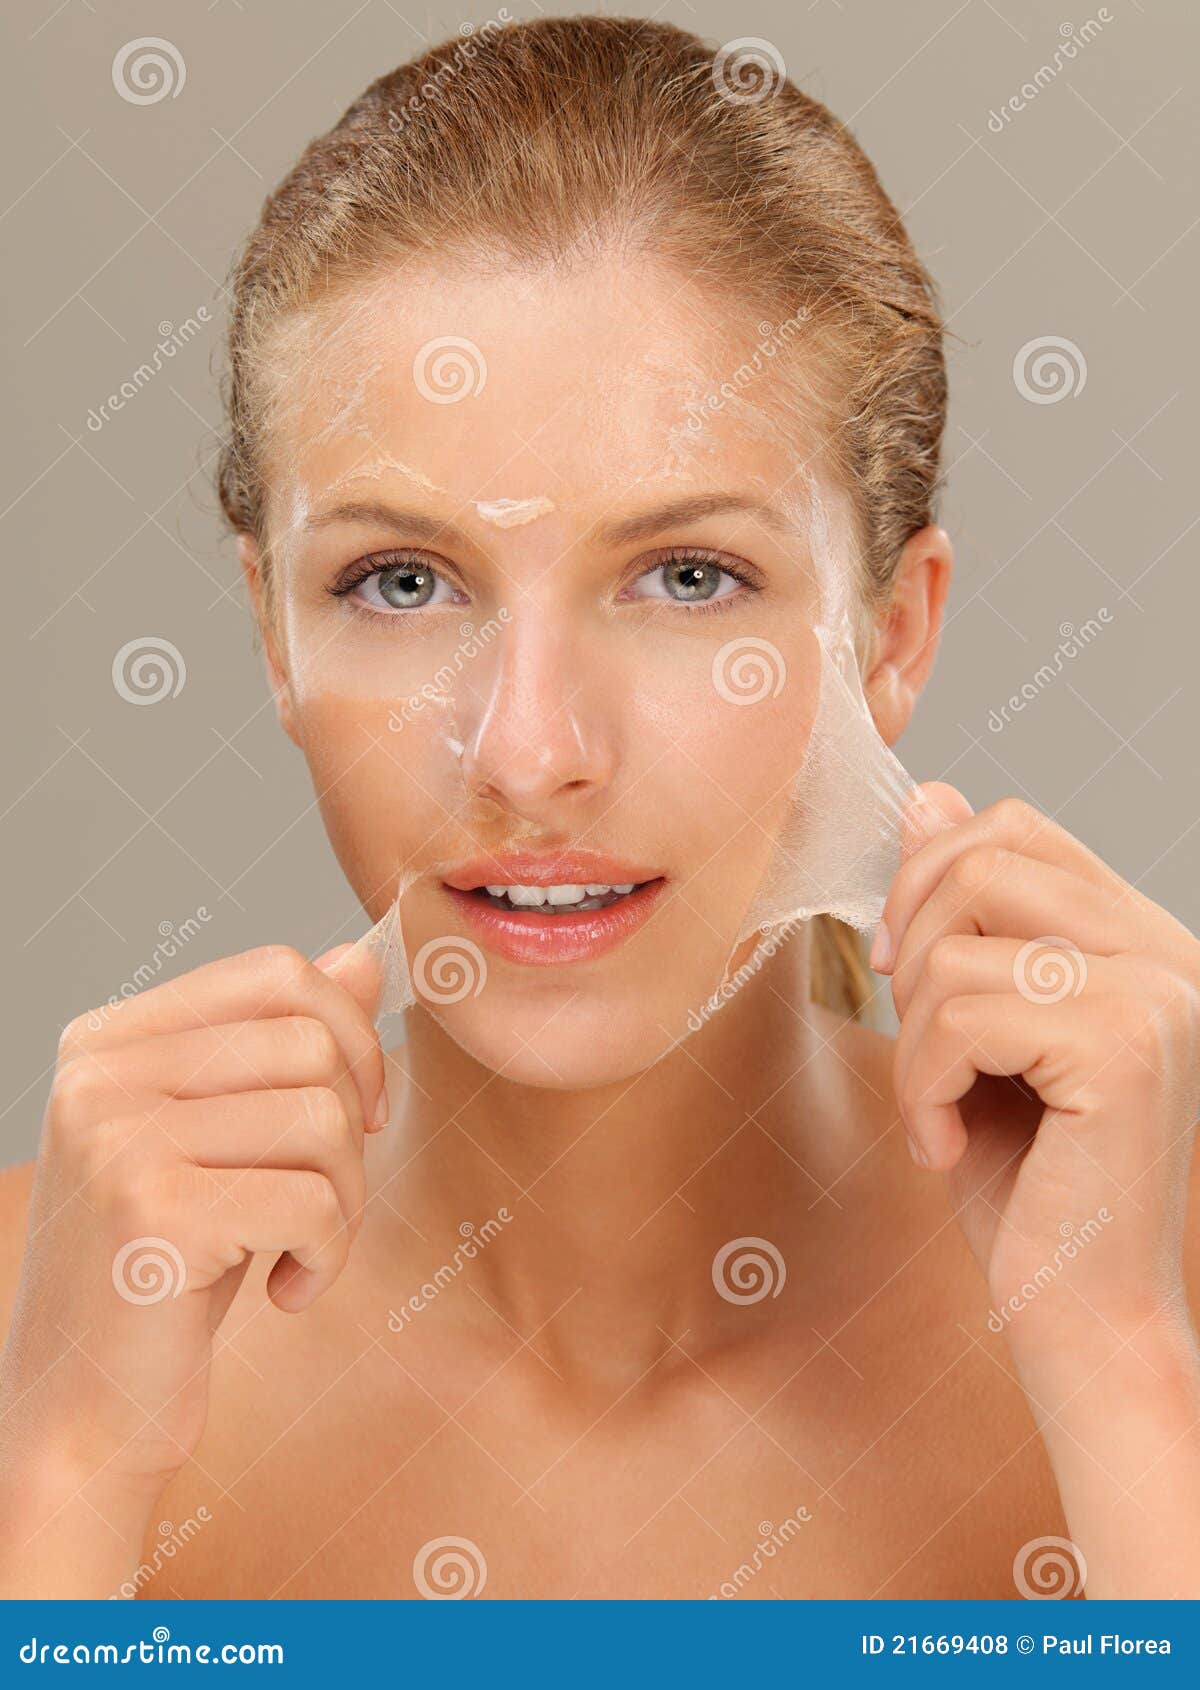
[863,524,952,746]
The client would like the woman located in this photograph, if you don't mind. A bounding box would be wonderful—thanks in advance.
[1,16,1197,1601]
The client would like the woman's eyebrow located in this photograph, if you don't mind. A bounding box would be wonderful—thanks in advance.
[304,499,469,549]
[303,491,802,550]
[595,493,801,547]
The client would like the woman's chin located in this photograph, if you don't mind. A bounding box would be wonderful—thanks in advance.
[425,997,700,1091]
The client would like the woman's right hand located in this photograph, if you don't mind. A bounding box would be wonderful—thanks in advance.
[0,941,384,1592]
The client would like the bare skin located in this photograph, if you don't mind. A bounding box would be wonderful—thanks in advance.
[2,257,1197,1600]
[0,933,1197,1600]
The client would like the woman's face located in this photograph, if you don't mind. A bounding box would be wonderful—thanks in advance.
[254,256,864,1087]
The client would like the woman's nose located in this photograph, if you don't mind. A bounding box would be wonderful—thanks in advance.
[456,623,616,823]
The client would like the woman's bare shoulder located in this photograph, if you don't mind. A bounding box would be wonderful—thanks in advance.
[0,1159,37,1335]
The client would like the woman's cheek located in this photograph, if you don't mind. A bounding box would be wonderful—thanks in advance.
[291,691,450,918]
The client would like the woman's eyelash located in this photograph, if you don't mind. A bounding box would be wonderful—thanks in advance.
[326,550,447,598]
[326,546,763,609]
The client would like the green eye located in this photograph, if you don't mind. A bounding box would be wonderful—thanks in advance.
[347,560,458,613]
[631,555,741,606]
[662,560,723,601]
[375,567,437,609]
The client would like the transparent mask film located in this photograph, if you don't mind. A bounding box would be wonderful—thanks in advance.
[267,336,926,1062]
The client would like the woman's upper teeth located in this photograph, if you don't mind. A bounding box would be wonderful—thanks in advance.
[483,882,635,904]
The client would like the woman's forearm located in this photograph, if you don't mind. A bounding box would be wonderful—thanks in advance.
[0,1445,158,1599]
[1016,1315,1200,1600]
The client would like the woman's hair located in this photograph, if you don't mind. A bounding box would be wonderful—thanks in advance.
[217,14,947,1020]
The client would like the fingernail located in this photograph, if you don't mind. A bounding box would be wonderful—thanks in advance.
[906,1132,928,1168]
[374,1086,390,1130]
[869,920,893,973]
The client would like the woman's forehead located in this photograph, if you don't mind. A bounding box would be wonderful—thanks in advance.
[261,259,821,503]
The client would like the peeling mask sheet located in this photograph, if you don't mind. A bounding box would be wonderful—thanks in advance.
[278,461,924,1041]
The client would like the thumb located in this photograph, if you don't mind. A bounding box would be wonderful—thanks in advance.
[314,938,384,1020]
[899,780,974,862]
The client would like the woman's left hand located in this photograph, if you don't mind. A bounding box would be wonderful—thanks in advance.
[876,785,1200,1372]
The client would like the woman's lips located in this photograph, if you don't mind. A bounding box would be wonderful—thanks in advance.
[443,878,666,966]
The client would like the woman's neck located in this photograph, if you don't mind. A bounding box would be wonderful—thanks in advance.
[370,927,869,1384]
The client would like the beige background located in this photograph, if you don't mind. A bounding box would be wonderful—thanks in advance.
[1,0,1196,1161]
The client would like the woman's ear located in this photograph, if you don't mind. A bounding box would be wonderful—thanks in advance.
[238,533,301,748]
[863,524,952,745]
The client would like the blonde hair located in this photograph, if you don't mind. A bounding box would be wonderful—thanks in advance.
[217,15,947,1018]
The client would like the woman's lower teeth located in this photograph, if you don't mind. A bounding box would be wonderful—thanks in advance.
[479,883,639,913]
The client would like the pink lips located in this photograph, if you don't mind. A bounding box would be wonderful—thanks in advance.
[440,852,666,967]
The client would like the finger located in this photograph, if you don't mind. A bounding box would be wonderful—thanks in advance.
[191,1166,351,1312]
[68,946,386,1134]
[895,936,1116,1109]
[899,991,1123,1172]
[891,851,1138,1016]
[877,797,1124,976]
[158,1088,365,1243]
[103,1018,363,1115]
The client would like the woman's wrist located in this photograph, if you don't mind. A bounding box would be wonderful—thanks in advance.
[1007,1311,1200,1598]
[0,1438,163,1598]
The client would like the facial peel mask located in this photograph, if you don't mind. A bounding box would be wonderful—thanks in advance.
[283,465,926,1035]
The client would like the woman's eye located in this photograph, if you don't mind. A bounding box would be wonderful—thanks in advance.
[630,557,741,605]
[351,563,457,612]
